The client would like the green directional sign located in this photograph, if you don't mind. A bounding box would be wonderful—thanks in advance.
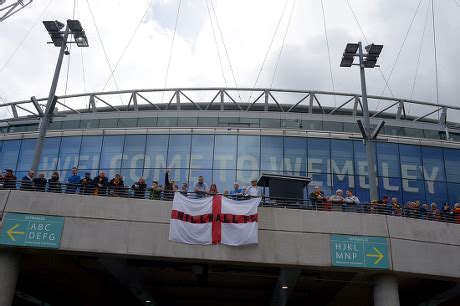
[330,234,389,269]
[0,213,64,249]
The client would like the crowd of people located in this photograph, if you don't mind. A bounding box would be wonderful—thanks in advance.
[1,167,459,223]
[309,185,460,222]
[0,168,262,200]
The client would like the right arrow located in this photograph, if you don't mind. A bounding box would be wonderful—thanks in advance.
[366,246,384,264]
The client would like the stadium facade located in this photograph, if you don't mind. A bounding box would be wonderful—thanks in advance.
[1,88,460,204]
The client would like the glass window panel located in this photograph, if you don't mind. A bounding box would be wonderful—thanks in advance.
[167,135,191,169]
[237,136,260,171]
[79,119,99,129]
[447,183,460,204]
[284,137,307,176]
[343,123,360,133]
[424,129,441,140]
[212,169,236,192]
[308,138,330,175]
[421,146,445,182]
[240,118,260,125]
[0,140,21,171]
[48,121,62,130]
[61,120,80,129]
[219,117,239,124]
[450,133,460,141]
[401,179,425,204]
[383,126,404,136]
[78,136,103,171]
[425,181,447,205]
[118,118,138,128]
[331,140,354,181]
[168,168,189,187]
[379,177,402,203]
[302,120,322,131]
[157,117,177,127]
[58,136,82,170]
[214,135,237,169]
[142,168,166,186]
[260,119,280,128]
[24,124,38,132]
[99,135,125,169]
[99,118,119,128]
[17,139,36,171]
[404,128,424,138]
[332,174,355,197]
[354,175,371,203]
[399,144,423,180]
[177,117,198,127]
[0,126,8,133]
[323,121,343,132]
[261,136,283,171]
[353,141,371,179]
[190,135,214,169]
[8,125,26,133]
[376,142,400,178]
[196,117,218,127]
[120,168,143,187]
[39,137,61,171]
[144,135,169,169]
[444,148,460,183]
[137,117,157,127]
[236,170,260,187]
[122,135,146,169]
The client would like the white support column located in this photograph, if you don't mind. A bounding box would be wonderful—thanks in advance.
[0,250,20,306]
[373,275,400,306]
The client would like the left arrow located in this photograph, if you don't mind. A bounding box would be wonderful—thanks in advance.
[7,224,26,242]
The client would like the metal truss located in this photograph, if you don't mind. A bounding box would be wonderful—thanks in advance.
[1,88,458,127]
[0,0,33,22]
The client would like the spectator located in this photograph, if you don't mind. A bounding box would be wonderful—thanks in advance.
[244,178,261,197]
[80,172,93,195]
[420,203,430,219]
[453,203,460,224]
[131,177,147,199]
[193,175,208,198]
[3,169,17,189]
[66,167,81,194]
[20,170,35,191]
[109,173,125,197]
[48,171,62,193]
[309,186,325,206]
[343,190,360,212]
[442,202,451,214]
[223,189,229,197]
[377,195,390,214]
[329,189,344,211]
[208,183,218,195]
[229,182,243,200]
[163,170,175,200]
[33,172,47,192]
[149,180,162,200]
[179,182,188,196]
[430,203,441,221]
[391,197,402,216]
[92,171,108,196]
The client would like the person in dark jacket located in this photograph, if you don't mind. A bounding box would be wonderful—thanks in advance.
[92,171,108,196]
[163,170,174,200]
[80,172,93,195]
[20,170,35,191]
[3,169,17,190]
[131,177,147,199]
[109,173,125,197]
[48,171,62,193]
[33,172,47,192]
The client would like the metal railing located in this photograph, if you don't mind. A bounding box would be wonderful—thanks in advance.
[1,180,459,225]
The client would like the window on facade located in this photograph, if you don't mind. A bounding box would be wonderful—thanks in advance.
[423,129,441,140]
[260,118,280,128]
[302,120,322,131]
[157,117,177,127]
[383,126,404,136]
[48,121,63,130]
[99,118,119,128]
[323,121,344,132]
[118,118,138,128]
[177,117,198,127]
[80,119,99,129]
[196,117,218,127]
[61,120,80,129]
[404,127,424,138]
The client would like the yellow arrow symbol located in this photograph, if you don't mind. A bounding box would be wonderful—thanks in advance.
[366,246,384,265]
[7,224,26,242]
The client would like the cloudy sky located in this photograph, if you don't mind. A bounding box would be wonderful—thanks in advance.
[0,0,459,118]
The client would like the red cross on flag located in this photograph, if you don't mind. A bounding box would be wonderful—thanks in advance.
[169,192,261,246]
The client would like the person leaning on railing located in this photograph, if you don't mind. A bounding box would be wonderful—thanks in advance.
[149,180,162,200]
[20,170,34,191]
[92,171,108,196]
[2,169,17,189]
[131,177,147,199]
[66,167,81,194]
[109,173,125,197]
[453,203,460,224]
[80,172,93,195]
[343,190,360,212]
[33,172,47,192]
[48,171,62,193]
[309,185,325,208]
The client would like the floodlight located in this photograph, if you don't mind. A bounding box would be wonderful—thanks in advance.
[365,44,383,56]
[67,19,83,32]
[340,54,354,67]
[344,43,359,54]
[43,20,63,32]
[74,33,89,47]
[67,19,89,47]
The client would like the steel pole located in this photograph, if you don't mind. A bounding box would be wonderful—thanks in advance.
[30,24,70,175]
[358,42,379,201]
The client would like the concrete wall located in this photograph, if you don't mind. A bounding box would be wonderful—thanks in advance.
[1,190,459,279]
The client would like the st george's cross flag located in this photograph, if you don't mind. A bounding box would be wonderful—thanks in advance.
[169,192,261,246]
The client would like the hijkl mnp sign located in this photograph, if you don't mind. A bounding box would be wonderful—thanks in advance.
[0,213,64,249]
[330,234,389,269]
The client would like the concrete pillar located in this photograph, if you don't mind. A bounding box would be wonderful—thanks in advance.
[373,275,400,306]
[0,250,20,306]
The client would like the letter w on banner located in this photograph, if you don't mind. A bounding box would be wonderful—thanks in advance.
[169,192,260,246]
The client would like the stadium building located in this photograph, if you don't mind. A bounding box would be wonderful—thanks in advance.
[0,88,459,306]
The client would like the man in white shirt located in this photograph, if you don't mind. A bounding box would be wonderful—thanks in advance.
[343,190,360,212]
[193,175,208,198]
[244,178,261,197]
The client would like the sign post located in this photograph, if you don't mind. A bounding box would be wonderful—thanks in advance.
[330,234,389,269]
[0,213,65,249]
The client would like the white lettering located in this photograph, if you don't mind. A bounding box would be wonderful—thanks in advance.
[402,164,419,192]
[382,163,399,191]
[422,166,439,194]
[284,157,302,176]
[331,160,354,188]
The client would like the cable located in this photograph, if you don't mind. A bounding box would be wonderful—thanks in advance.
[101,0,155,92]
[249,0,289,99]
[410,0,431,108]
[346,0,395,98]
[209,0,242,102]
[206,0,227,87]
[431,0,440,118]
[86,0,123,104]
[270,0,296,88]
[375,0,422,110]
[161,0,182,103]
[63,0,78,105]
[320,0,336,106]
[76,0,87,94]
[0,0,54,72]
